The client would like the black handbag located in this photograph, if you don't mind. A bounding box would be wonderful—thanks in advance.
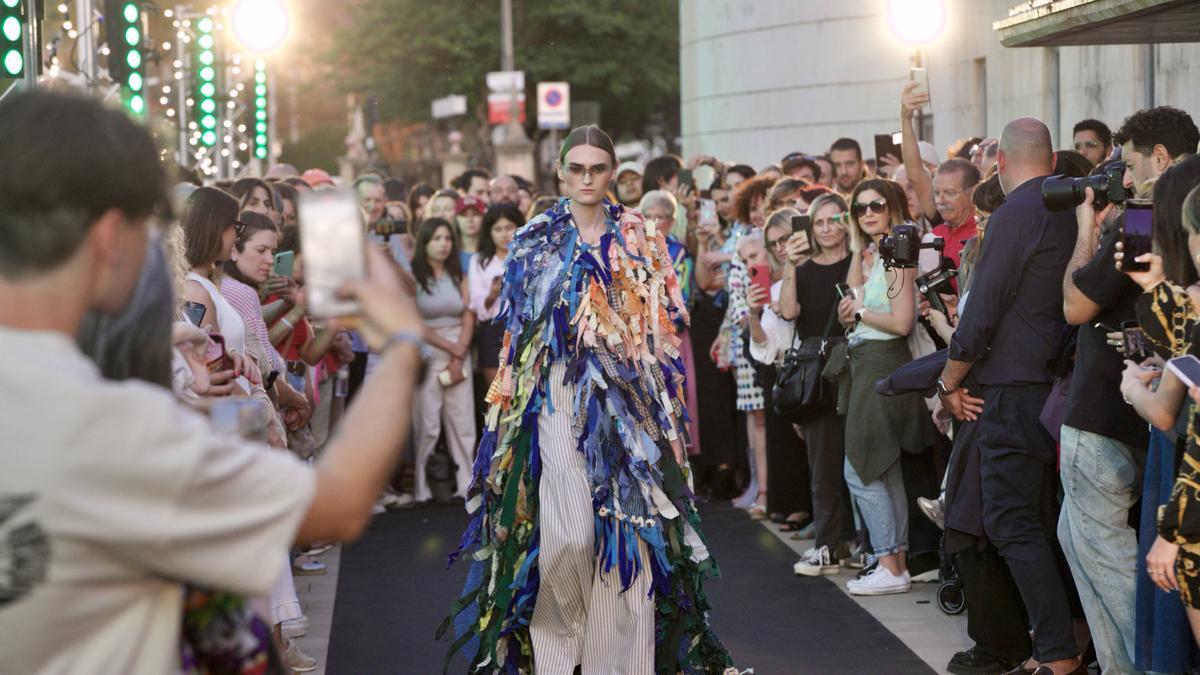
[773,299,842,422]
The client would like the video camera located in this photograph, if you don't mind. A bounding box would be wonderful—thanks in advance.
[1042,158,1127,211]
[879,223,943,269]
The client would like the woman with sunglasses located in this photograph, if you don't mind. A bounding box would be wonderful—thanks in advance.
[444,125,735,674]
[836,178,938,596]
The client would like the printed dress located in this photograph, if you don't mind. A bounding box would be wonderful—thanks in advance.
[440,199,734,674]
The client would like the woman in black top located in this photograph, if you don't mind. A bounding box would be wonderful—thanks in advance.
[779,192,857,576]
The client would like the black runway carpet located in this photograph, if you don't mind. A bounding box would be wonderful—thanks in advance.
[326,502,934,674]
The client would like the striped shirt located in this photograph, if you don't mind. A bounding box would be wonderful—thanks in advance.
[220,275,285,374]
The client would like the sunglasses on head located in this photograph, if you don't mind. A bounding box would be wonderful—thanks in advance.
[850,199,888,218]
[232,220,247,236]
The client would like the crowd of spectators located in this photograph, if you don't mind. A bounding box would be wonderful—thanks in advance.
[5,72,1200,675]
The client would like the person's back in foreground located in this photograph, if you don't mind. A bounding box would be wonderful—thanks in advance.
[0,90,422,674]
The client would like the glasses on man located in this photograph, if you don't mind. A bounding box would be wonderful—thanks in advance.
[566,163,612,180]
[1074,140,1102,151]
[850,199,888,218]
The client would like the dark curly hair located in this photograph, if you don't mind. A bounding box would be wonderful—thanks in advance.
[1073,118,1112,147]
[971,173,1005,214]
[732,173,777,224]
[1114,106,1200,160]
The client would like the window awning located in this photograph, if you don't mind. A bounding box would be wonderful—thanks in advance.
[994,0,1200,47]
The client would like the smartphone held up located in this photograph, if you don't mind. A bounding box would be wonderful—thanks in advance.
[1120,200,1153,273]
[299,189,366,318]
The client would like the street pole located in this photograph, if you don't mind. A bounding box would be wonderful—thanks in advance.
[75,0,95,92]
[175,4,188,166]
[499,0,527,142]
[20,0,37,91]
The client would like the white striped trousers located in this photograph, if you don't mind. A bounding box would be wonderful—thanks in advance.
[530,362,655,674]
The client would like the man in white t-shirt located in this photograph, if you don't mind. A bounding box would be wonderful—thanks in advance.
[0,90,424,674]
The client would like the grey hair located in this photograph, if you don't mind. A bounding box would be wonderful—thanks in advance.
[638,189,678,216]
[76,234,175,389]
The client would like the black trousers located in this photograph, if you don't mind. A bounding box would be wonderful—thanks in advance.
[900,447,943,555]
[957,543,1032,662]
[760,364,812,516]
[978,384,1076,662]
[800,412,855,550]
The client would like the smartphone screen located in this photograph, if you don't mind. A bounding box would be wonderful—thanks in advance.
[1122,200,1153,273]
[299,189,366,318]
[791,214,811,235]
[749,264,772,299]
[1168,355,1200,388]
[699,199,718,227]
[184,301,206,327]
[273,250,295,278]
[1122,320,1153,363]
[874,133,902,163]
[910,67,929,102]
[694,165,717,192]
[206,334,230,373]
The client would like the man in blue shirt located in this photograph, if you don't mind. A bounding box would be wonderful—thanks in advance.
[938,118,1083,675]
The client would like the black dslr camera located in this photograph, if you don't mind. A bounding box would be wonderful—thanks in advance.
[916,259,958,316]
[879,224,943,269]
[1041,159,1127,211]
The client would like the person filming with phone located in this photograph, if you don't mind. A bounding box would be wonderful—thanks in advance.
[0,90,425,674]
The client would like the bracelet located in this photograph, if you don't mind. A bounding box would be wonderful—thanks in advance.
[381,330,425,354]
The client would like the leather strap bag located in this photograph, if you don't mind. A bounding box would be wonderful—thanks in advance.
[773,299,843,422]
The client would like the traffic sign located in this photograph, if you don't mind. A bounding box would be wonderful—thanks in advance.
[488,92,525,125]
[486,70,524,93]
[537,82,570,130]
[431,94,467,119]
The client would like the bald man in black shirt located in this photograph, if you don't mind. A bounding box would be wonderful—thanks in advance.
[938,118,1083,675]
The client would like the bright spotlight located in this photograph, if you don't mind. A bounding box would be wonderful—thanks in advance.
[887,0,946,45]
[231,0,289,54]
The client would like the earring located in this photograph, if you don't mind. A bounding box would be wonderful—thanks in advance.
[231,255,238,262]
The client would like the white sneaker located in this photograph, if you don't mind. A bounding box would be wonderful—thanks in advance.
[793,545,841,576]
[846,566,911,596]
[917,495,946,530]
[285,639,318,672]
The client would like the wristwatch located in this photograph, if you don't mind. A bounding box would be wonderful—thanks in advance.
[936,378,957,397]
[853,308,865,323]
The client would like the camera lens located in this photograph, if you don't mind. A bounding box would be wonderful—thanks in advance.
[1042,175,1084,211]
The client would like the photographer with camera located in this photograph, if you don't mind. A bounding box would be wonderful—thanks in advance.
[937,118,1082,675]
[1052,107,1200,675]
[835,178,939,595]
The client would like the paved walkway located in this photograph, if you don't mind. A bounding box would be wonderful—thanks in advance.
[295,506,972,674]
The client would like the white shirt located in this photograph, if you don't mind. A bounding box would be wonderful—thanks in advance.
[749,280,795,366]
[467,253,506,322]
[0,327,316,675]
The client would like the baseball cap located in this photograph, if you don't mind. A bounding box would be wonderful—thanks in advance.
[455,195,487,215]
[301,168,335,188]
[616,161,644,178]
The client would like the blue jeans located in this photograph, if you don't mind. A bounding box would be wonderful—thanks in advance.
[845,457,908,556]
[1057,425,1140,674]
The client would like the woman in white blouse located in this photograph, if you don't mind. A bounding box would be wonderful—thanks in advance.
[468,203,523,386]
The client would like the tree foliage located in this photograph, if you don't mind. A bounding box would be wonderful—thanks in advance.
[330,0,680,142]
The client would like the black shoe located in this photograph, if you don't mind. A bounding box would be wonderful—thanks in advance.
[947,647,1015,675]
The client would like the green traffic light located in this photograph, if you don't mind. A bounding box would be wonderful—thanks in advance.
[198,50,214,66]
[200,99,215,113]
[255,109,266,121]
[125,26,139,46]
[198,34,214,50]
[1,0,17,8]
[201,114,216,129]
[128,72,142,91]
[2,48,20,76]
[256,134,267,145]
[122,3,138,23]
[256,121,267,133]
[1,16,19,42]
[256,147,267,159]
[126,50,140,69]
[129,95,144,114]
[199,66,214,82]
[202,130,216,146]
[198,17,213,33]
[200,82,215,98]
[255,71,266,84]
